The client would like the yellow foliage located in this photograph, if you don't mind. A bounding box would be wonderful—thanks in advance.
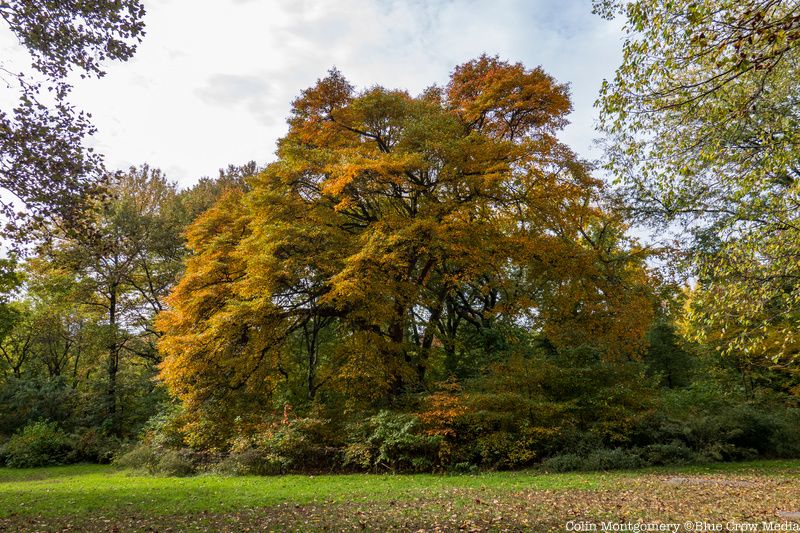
[156,56,656,422]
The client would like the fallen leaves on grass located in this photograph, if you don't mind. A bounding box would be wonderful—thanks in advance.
[1,473,799,532]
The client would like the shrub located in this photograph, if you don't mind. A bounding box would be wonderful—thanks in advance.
[698,442,755,463]
[342,441,372,470]
[448,461,479,474]
[474,431,538,469]
[474,431,517,468]
[113,443,159,472]
[213,448,284,476]
[345,411,441,472]
[540,453,583,472]
[641,441,699,466]
[768,409,800,458]
[3,421,73,468]
[638,383,800,461]
[70,428,122,464]
[114,443,196,476]
[211,417,341,476]
[258,418,340,472]
[155,449,196,476]
[540,448,643,472]
[583,448,644,471]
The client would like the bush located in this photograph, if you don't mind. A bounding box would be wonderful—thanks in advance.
[213,448,284,476]
[70,428,122,464]
[155,449,195,476]
[641,441,699,466]
[210,417,342,476]
[632,385,800,462]
[768,409,800,458]
[345,411,441,472]
[113,443,159,472]
[473,425,562,469]
[113,443,196,476]
[583,448,645,471]
[541,448,644,472]
[539,453,585,472]
[258,418,340,472]
[3,421,73,468]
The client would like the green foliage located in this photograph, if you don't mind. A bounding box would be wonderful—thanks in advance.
[598,0,800,361]
[212,448,284,476]
[113,443,196,476]
[640,442,699,466]
[256,418,341,473]
[541,449,644,472]
[153,450,196,477]
[630,382,800,462]
[70,428,122,464]
[576,448,645,471]
[346,411,441,472]
[0,377,77,435]
[113,443,159,472]
[210,417,343,475]
[446,350,657,469]
[473,429,540,469]
[3,421,73,468]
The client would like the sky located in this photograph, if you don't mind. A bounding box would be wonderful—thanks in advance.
[2,0,625,189]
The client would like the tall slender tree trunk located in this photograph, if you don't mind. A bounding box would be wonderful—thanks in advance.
[418,286,449,384]
[304,319,320,400]
[107,284,120,435]
[387,302,409,399]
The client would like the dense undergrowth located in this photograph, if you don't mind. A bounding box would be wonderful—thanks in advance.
[5,346,797,477]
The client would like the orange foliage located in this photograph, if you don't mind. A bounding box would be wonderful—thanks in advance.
[417,381,468,437]
[157,55,655,420]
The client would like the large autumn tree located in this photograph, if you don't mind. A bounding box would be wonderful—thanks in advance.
[158,57,653,428]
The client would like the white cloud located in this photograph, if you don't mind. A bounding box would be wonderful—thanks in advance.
[57,0,624,187]
[195,73,275,125]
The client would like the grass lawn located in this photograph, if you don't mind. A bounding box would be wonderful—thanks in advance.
[0,460,799,531]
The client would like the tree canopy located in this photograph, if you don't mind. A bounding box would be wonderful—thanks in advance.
[597,0,800,361]
[157,57,654,427]
[0,0,146,239]
[2,8,800,477]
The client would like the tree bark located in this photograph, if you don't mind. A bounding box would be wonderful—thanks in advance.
[106,284,120,435]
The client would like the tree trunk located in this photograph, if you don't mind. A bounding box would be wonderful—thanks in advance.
[304,319,320,400]
[107,285,120,435]
[387,302,409,399]
[417,286,449,384]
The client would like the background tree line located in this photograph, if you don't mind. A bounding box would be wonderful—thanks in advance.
[2,1,800,474]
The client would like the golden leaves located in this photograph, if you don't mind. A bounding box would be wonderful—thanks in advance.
[156,57,656,425]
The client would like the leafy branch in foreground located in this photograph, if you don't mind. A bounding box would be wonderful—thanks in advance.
[597,0,800,360]
[0,0,146,241]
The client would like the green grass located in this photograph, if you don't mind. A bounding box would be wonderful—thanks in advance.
[1,461,799,531]
[0,465,603,517]
[0,460,798,519]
